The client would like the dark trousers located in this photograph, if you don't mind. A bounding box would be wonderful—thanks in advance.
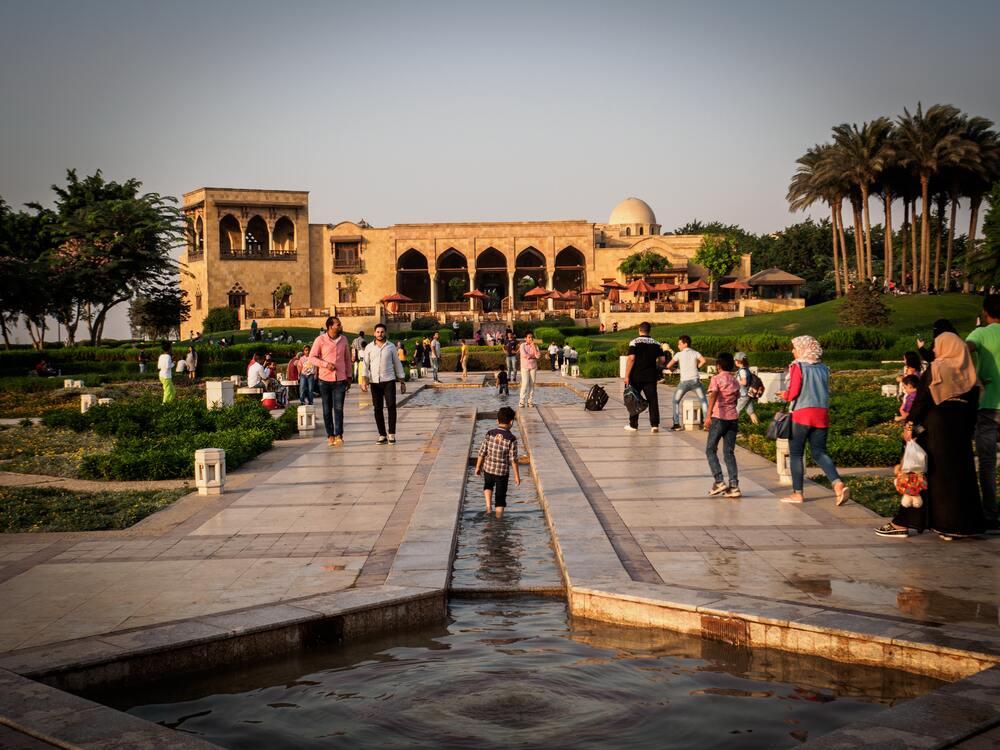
[706,418,739,485]
[319,380,347,437]
[628,380,660,428]
[370,381,397,436]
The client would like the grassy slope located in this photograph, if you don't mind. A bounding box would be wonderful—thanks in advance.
[592,293,983,345]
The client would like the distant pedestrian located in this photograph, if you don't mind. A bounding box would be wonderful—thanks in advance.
[309,316,352,447]
[430,332,442,382]
[623,322,662,433]
[496,366,509,397]
[666,335,707,431]
[705,352,742,498]
[297,345,315,405]
[352,331,367,382]
[474,406,521,519]
[414,340,425,374]
[966,293,1000,533]
[518,333,541,407]
[734,352,759,425]
[137,348,149,375]
[548,341,559,370]
[361,323,407,444]
[185,346,198,382]
[250,318,258,341]
[612,321,618,333]
[158,341,175,404]
[460,340,469,382]
[504,332,518,382]
[778,335,849,506]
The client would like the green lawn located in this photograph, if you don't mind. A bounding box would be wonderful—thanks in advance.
[0,486,189,533]
[593,293,984,345]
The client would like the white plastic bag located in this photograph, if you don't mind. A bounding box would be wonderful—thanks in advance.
[901,439,928,474]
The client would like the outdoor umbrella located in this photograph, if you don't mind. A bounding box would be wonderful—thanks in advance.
[720,280,752,290]
[602,280,626,303]
[560,289,579,299]
[680,279,710,291]
[581,287,606,296]
[522,286,552,310]
[463,289,487,311]
[379,292,412,314]
[626,278,655,302]
[652,282,679,292]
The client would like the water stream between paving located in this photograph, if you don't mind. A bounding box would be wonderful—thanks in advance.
[96,391,946,748]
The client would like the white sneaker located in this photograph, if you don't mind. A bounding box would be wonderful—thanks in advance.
[708,481,727,496]
[651,426,659,433]
[624,425,638,432]
[518,401,525,407]
[387,434,396,444]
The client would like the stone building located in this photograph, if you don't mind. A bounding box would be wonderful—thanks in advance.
[180,188,800,334]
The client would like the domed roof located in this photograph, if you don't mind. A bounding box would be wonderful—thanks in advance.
[609,197,656,226]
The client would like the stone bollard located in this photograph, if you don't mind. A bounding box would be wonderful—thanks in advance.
[229,375,242,386]
[571,364,580,378]
[297,404,316,435]
[206,380,235,410]
[97,398,113,406]
[80,394,97,413]
[707,365,717,375]
[410,368,419,380]
[775,438,792,486]
[64,379,83,389]
[881,384,898,398]
[194,448,226,496]
[682,399,703,431]
[756,371,787,404]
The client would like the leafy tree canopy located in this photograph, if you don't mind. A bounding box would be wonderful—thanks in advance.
[129,284,191,340]
[838,282,891,327]
[202,307,239,335]
[969,181,1000,289]
[618,250,671,277]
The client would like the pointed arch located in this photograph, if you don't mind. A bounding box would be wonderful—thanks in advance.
[273,216,295,252]
[436,248,470,304]
[245,215,269,255]
[219,214,241,254]
[514,246,547,302]
[397,248,430,303]
[227,282,247,309]
[554,246,586,293]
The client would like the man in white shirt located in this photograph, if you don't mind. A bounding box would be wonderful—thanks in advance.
[247,352,267,389]
[157,342,175,404]
[665,334,707,430]
[361,323,407,444]
[547,341,560,371]
[430,332,442,382]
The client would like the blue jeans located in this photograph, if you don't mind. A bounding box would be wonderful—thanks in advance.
[431,357,440,381]
[975,409,999,523]
[319,380,347,437]
[673,379,708,426]
[789,422,841,492]
[506,355,518,381]
[298,374,315,405]
[736,394,755,417]
[706,418,738,485]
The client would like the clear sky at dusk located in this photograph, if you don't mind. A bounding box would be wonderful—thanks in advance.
[1,0,997,339]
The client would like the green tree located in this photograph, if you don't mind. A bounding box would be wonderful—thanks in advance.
[129,284,191,340]
[272,281,292,309]
[40,169,185,345]
[969,181,1000,289]
[837,282,890,327]
[447,276,466,302]
[691,234,741,301]
[202,307,239,334]
[0,200,57,350]
[617,250,671,277]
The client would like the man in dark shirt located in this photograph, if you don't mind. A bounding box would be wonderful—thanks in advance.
[504,333,519,383]
[623,321,664,433]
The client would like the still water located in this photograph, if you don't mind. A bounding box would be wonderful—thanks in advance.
[103,597,940,749]
[404,383,583,408]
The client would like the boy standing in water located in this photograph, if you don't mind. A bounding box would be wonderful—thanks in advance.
[475,406,521,518]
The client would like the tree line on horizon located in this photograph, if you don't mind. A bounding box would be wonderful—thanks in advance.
[786,103,999,297]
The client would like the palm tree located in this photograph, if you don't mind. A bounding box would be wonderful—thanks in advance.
[895,103,974,291]
[831,118,894,279]
[873,145,906,284]
[958,122,1000,290]
[787,144,849,295]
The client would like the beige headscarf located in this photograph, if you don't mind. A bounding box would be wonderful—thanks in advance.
[929,332,978,404]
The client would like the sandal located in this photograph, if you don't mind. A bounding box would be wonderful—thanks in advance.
[835,483,851,506]
[780,494,804,504]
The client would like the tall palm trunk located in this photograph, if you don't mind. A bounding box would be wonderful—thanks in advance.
[901,199,908,288]
[965,195,983,292]
[911,197,920,292]
[829,204,842,296]
[933,195,945,291]
[834,202,849,291]
[861,184,874,279]
[920,175,930,291]
[850,197,865,282]
[945,196,958,293]
[883,188,893,284]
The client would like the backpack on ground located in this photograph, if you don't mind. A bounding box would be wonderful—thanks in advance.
[585,384,609,411]
[744,368,765,399]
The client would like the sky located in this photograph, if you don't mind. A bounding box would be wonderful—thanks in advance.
[1,0,998,341]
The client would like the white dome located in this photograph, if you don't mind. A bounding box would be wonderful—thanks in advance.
[609,197,656,226]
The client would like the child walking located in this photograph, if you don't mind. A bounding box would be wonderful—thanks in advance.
[496,366,509,398]
[705,352,742,498]
[474,406,521,518]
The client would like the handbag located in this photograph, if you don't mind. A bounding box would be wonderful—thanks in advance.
[766,410,791,440]
[623,385,648,417]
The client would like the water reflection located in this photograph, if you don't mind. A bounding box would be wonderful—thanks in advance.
[405,384,581,408]
[103,598,943,750]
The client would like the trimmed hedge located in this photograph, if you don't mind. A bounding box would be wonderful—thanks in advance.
[580,360,619,378]
[565,336,593,353]
[818,327,892,351]
[533,327,563,345]
[440,350,507,372]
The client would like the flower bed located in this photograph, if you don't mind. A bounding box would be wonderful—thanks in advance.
[0,425,111,478]
[0,486,189,533]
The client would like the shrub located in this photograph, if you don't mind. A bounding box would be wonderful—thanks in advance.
[819,328,890,351]
[838,283,891,327]
[439,350,506,372]
[565,336,593,353]
[740,333,789,352]
[825,434,900,467]
[580,360,619,378]
[436,328,454,345]
[411,316,438,330]
[203,307,239,334]
[533,327,564,345]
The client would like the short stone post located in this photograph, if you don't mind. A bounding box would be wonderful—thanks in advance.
[194,448,226,496]
[881,384,898,398]
[756,371,787,404]
[409,367,419,380]
[229,375,242,386]
[706,365,717,375]
[570,364,580,378]
[80,394,97,413]
[682,399,703,431]
[97,398,113,406]
[619,355,629,379]
[297,404,316,435]
[206,380,235,410]
[775,438,792,485]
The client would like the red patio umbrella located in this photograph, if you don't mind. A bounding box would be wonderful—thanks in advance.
[680,278,710,291]
[626,278,655,295]
[560,289,579,299]
[522,287,551,298]
[581,287,606,296]
[462,289,487,298]
[720,280,752,290]
[652,282,679,292]
[380,292,413,302]
[601,280,628,290]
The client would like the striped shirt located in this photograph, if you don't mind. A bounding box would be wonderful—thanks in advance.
[477,427,518,476]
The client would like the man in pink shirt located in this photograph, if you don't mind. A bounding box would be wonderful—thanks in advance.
[704,352,742,498]
[309,316,353,446]
[518,332,541,407]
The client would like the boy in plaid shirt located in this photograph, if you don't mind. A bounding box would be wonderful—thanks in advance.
[474,406,521,518]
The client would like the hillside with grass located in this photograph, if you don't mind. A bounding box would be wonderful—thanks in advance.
[593,293,984,345]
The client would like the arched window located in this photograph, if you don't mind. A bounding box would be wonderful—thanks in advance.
[554,246,586,293]
[219,214,241,254]
[514,247,547,302]
[245,216,269,255]
[227,282,247,309]
[396,249,431,303]
[638,227,644,236]
[273,216,295,253]
[625,227,631,236]
[437,248,470,306]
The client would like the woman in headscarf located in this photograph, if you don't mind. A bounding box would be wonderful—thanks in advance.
[916,318,957,364]
[877,332,984,539]
[778,335,849,505]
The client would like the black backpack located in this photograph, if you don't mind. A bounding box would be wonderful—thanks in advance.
[585,384,610,411]
[744,368,765,399]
